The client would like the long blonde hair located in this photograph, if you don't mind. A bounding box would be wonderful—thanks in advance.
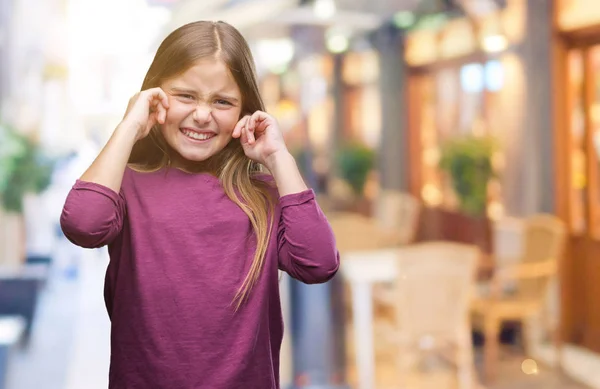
[129,21,275,309]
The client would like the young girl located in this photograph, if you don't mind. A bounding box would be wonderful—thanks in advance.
[60,21,339,389]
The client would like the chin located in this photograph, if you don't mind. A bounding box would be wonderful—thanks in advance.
[170,138,233,165]
[174,147,217,162]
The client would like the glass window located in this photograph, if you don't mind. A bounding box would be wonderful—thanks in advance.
[484,60,504,92]
[568,49,588,234]
[587,46,600,238]
[460,63,484,93]
[418,60,506,216]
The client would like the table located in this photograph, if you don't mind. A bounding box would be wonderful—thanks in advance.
[340,249,399,389]
[340,247,494,389]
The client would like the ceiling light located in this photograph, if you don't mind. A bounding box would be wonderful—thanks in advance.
[326,31,349,54]
[255,38,295,74]
[314,0,336,20]
[482,34,508,53]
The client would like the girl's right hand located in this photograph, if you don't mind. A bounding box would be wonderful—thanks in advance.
[122,87,170,141]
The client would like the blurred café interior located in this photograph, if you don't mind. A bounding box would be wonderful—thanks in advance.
[2,0,600,388]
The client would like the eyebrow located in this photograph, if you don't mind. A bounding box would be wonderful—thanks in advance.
[170,87,239,103]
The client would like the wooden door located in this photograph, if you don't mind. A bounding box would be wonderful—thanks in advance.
[560,43,600,352]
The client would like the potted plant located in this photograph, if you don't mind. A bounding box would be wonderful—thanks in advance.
[439,134,498,217]
[434,134,498,252]
[0,123,54,267]
[335,143,375,214]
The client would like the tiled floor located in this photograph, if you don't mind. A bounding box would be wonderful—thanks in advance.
[2,248,594,389]
[344,346,589,389]
[5,247,110,389]
[350,359,587,389]
[344,330,590,389]
[4,273,79,389]
[484,354,587,389]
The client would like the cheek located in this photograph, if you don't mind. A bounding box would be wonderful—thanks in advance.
[213,111,241,134]
[165,104,194,125]
[160,107,184,138]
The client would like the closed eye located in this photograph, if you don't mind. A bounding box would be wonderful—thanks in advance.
[178,94,195,100]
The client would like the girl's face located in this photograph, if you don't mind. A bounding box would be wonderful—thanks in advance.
[159,58,243,166]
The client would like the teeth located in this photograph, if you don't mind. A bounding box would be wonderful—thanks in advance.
[182,130,213,140]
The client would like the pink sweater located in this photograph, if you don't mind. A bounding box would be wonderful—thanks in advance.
[60,167,339,389]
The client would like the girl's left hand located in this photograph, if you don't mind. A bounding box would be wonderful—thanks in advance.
[232,111,288,169]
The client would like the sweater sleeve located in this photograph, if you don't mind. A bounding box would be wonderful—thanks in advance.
[277,189,340,284]
[60,180,126,248]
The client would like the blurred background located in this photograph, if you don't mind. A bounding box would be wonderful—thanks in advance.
[1,0,600,388]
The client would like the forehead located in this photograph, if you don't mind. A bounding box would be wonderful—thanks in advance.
[166,58,240,95]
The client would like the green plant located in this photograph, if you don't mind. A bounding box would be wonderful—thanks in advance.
[336,143,375,196]
[439,135,498,216]
[0,123,54,213]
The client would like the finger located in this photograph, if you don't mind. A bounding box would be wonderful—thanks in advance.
[250,111,269,135]
[162,105,168,123]
[245,116,254,144]
[233,115,250,138]
[149,98,160,123]
[146,112,158,133]
[232,119,243,138]
[240,122,249,145]
[151,87,170,109]
[247,121,255,144]
[158,88,170,109]
[151,97,167,124]
[157,104,166,124]
[244,123,255,145]
[247,112,263,144]
[145,87,170,109]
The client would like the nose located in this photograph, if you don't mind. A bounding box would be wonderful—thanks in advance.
[192,103,212,124]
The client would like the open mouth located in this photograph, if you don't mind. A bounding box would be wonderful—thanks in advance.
[180,128,217,142]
